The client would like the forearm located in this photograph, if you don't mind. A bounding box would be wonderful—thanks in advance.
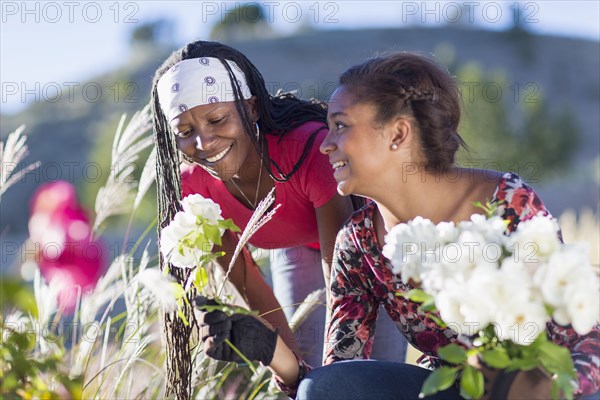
[215,233,300,353]
[268,335,301,386]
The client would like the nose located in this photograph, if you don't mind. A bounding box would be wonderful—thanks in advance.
[320,128,336,155]
[193,130,216,152]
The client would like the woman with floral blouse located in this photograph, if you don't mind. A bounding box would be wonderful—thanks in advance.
[197,52,599,399]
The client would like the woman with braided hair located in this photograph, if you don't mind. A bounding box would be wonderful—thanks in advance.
[151,40,407,367]
[198,52,600,399]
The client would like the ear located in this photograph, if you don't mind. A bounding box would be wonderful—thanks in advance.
[389,116,413,150]
[246,96,259,122]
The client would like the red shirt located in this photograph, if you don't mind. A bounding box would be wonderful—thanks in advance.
[181,121,338,249]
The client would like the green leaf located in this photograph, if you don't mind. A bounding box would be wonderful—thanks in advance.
[554,370,576,400]
[420,366,458,397]
[538,341,576,376]
[481,348,511,369]
[171,282,186,300]
[460,365,484,399]
[198,252,224,265]
[508,357,538,371]
[219,218,241,232]
[193,233,209,252]
[438,344,468,364]
[177,307,189,326]
[405,289,432,303]
[193,267,209,291]
[420,299,438,312]
[203,223,222,246]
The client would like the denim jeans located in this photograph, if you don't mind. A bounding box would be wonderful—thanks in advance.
[297,360,462,400]
[269,246,408,367]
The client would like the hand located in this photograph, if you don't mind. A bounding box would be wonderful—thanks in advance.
[195,296,278,365]
[492,368,553,400]
[470,355,553,400]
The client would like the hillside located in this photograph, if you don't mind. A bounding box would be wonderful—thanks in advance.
[1,27,599,243]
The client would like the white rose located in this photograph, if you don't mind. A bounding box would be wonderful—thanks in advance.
[563,280,599,335]
[181,194,223,224]
[507,214,561,262]
[460,214,507,245]
[383,223,423,281]
[494,297,548,346]
[435,221,458,243]
[160,211,210,268]
[533,244,590,307]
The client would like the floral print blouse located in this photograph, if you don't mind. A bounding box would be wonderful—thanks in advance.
[276,173,599,398]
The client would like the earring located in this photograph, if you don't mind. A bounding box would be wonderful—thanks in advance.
[254,122,260,141]
[390,143,399,150]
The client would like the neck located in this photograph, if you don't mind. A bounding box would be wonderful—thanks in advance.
[369,166,479,227]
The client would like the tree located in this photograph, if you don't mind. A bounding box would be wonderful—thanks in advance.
[210,3,274,41]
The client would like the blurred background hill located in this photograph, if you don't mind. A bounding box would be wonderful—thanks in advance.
[1,3,599,270]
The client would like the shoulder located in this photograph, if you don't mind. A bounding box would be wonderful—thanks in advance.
[493,172,550,230]
[268,121,327,148]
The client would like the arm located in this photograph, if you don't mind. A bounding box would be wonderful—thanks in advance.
[214,230,300,354]
[315,194,354,288]
[323,223,379,364]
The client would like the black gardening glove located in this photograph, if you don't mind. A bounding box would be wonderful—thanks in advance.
[195,296,278,365]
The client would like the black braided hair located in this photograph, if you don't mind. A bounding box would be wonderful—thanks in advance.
[151,40,328,184]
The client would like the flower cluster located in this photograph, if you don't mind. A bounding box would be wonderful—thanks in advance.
[383,212,598,343]
[160,194,238,269]
[382,211,599,399]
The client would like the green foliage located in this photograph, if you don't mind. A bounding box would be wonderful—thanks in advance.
[1,279,83,399]
[420,366,459,397]
[438,344,468,364]
[456,62,579,181]
[459,364,485,399]
[210,3,274,41]
[407,287,576,399]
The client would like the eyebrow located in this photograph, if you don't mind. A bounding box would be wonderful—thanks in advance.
[327,111,347,119]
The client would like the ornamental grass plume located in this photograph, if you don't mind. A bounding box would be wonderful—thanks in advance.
[0,125,40,201]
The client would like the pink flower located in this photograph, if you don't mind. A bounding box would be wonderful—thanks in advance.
[28,181,104,313]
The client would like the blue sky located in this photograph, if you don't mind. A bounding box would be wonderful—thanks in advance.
[1,1,599,115]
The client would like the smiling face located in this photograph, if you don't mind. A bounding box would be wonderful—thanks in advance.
[169,99,258,181]
[321,86,398,197]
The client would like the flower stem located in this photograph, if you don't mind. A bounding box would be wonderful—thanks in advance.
[224,338,258,375]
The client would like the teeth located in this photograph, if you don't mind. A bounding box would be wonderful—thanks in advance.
[206,145,231,163]
[332,161,347,170]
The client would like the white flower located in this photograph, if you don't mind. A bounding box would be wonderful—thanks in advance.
[507,213,561,262]
[160,211,208,268]
[563,280,600,335]
[533,243,591,307]
[383,217,458,283]
[436,221,458,243]
[383,223,423,281]
[459,214,507,245]
[436,282,488,337]
[494,297,548,346]
[181,193,223,224]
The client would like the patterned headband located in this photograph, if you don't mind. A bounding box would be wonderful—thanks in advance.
[156,57,252,121]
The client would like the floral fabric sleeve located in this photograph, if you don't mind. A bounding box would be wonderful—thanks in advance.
[496,173,600,396]
[323,217,380,365]
[273,357,312,398]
